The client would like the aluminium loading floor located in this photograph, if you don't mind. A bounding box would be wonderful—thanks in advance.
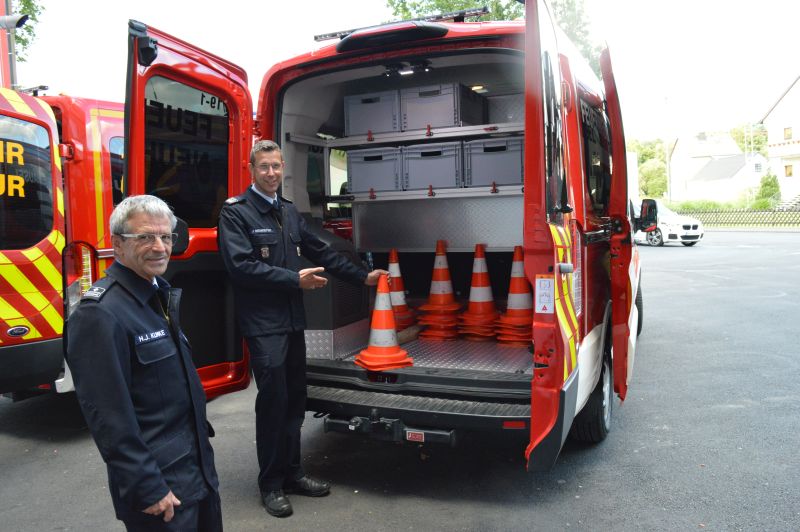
[342,338,533,375]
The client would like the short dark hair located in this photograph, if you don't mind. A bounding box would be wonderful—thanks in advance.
[250,140,282,165]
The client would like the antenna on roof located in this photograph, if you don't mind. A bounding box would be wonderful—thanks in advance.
[313,6,490,42]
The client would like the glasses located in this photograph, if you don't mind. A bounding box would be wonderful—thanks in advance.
[117,233,178,246]
[254,162,283,173]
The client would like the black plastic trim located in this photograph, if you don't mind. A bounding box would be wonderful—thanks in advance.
[0,338,63,393]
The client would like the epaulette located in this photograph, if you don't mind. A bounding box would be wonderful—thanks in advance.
[225,195,246,205]
[81,277,114,302]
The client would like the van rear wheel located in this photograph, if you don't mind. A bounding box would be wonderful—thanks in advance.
[569,358,612,443]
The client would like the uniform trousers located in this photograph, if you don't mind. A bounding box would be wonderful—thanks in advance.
[121,489,222,532]
[246,331,308,492]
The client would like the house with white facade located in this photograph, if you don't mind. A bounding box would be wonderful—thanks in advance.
[760,74,800,209]
[667,131,742,201]
[686,153,768,203]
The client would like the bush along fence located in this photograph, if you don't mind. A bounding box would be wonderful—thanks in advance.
[677,210,800,228]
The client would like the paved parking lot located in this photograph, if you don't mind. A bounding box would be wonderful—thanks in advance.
[1,231,799,531]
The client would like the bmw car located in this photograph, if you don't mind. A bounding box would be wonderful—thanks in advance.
[635,200,704,247]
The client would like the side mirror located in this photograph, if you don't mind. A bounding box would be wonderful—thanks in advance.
[639,199,658,232]
[172,217,189,255]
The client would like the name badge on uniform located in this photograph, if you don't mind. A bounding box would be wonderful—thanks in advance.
[261,247,270,259]
[296,246,301,257]
[135,329,168,345]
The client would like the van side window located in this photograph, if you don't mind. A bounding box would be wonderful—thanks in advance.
[143,76,230,227]
[109,136,125,206]
[579,98,611,216]
[538,0,566,225]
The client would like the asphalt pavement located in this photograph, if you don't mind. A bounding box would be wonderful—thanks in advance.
[1,231,798,531]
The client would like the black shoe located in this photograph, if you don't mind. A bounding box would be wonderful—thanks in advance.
[261,489,293,517]
[283,475,331,497]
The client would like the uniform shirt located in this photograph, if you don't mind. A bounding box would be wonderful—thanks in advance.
[66,261,218,519]
[218,186,367,336]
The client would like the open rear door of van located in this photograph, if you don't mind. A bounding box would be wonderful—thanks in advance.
[124,20,253,399]
[600,47,634,401]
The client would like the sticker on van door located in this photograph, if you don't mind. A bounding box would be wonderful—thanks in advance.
[535,275,554,313]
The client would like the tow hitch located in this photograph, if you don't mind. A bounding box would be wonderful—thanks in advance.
[323,411,457,446]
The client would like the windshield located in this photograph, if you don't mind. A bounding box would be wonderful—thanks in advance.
[0,114,53,250]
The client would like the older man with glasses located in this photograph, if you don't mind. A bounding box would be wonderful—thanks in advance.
[66,195,222,531]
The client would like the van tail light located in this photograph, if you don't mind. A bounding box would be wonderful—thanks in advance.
[64,242,98,318]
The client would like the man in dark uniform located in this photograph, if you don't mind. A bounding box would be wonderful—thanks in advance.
[218,140,386,518]
[66,195,222,531]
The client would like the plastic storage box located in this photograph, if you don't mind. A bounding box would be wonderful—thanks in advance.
[487,93,524,123]
[344,90,400,136]
[403,141,462,190]
[400,84,486,131]
[346,147,403,193]
[464,137,523,187]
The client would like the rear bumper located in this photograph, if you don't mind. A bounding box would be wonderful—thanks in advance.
[307,385,530,434]
[0,338,63,393]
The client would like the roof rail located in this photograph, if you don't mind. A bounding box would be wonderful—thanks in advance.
[313,6,489,42]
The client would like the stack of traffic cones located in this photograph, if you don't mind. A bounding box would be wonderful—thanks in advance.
[458,244,499,341]
[355,274,414,371]
[418,240,461,340]
[387,248,416,331]
[495,246,533,347]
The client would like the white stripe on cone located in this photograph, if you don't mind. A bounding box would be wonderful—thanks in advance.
[390,290,408,307]
[429,279,454,294]
[472,258,488,273]
[507,291,532,310]
[511,261,524,276]
[368,327,400,347]
[388,263,402,277]
[433,255,449,268]
[468,285,493,302]
[374,291,393,311]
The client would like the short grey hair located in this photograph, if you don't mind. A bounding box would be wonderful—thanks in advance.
[249,139,282,165]
[109,195,177,235]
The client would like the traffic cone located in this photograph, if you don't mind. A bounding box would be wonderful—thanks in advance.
[458,244,499,340]
[419,240,461,340]
[388,248,416,331]
[495,246,533,346]
[419,240,460,312]
[355,274,414,371]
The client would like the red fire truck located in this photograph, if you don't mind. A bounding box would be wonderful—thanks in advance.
[121,1,652,470]
[0,90,250,400]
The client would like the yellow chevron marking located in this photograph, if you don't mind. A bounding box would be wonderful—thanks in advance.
[562,277,578,331]
[0,262,61,333]
[0,88,36,117]
[563,353,568,381]
[89,110,106,245]
[47,230,65,251]
[569,335,577,371]
[40,303,63,334]
[98,109,124,119]
[1,315,43,339]
[0,251,10,265]
[55,187,64,216]
[20,247,61,293]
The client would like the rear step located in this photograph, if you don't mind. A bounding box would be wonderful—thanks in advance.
[308,385,530,434]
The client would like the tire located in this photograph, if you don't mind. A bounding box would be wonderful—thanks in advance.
[681,241,697,247]
[635,282,643,337]
[646,228,664,247]
[569,357,612,443]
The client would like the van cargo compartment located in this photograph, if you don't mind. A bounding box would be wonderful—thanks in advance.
[464,137,523,187]
[403,141,462,190]
[401,83,486,131]
[344,90,400,136]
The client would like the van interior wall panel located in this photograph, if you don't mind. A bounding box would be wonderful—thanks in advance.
[353,196,523,252]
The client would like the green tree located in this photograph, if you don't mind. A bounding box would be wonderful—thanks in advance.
[386,0,601,74]
[730,124,768,157]
[386,0,523,21]
[10,0,43,62]
[627,139,666,167]
[638,158,667,198]
[753,172,780,209]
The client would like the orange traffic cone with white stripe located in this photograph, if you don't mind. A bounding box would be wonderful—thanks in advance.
[419,240,460,340]
[388,248,416,331]
[355,274,413,371]
[458,244,499,341]
[495,246,533,347]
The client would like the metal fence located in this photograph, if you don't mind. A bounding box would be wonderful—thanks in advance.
[677,210,800,228]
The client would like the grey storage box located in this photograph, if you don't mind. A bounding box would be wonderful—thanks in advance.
[347,147,402,193]
[487,93,524,123]
[403,141,462,190]
[464,137,523,187]
[344,90,400,136]
[400,84,486,131]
